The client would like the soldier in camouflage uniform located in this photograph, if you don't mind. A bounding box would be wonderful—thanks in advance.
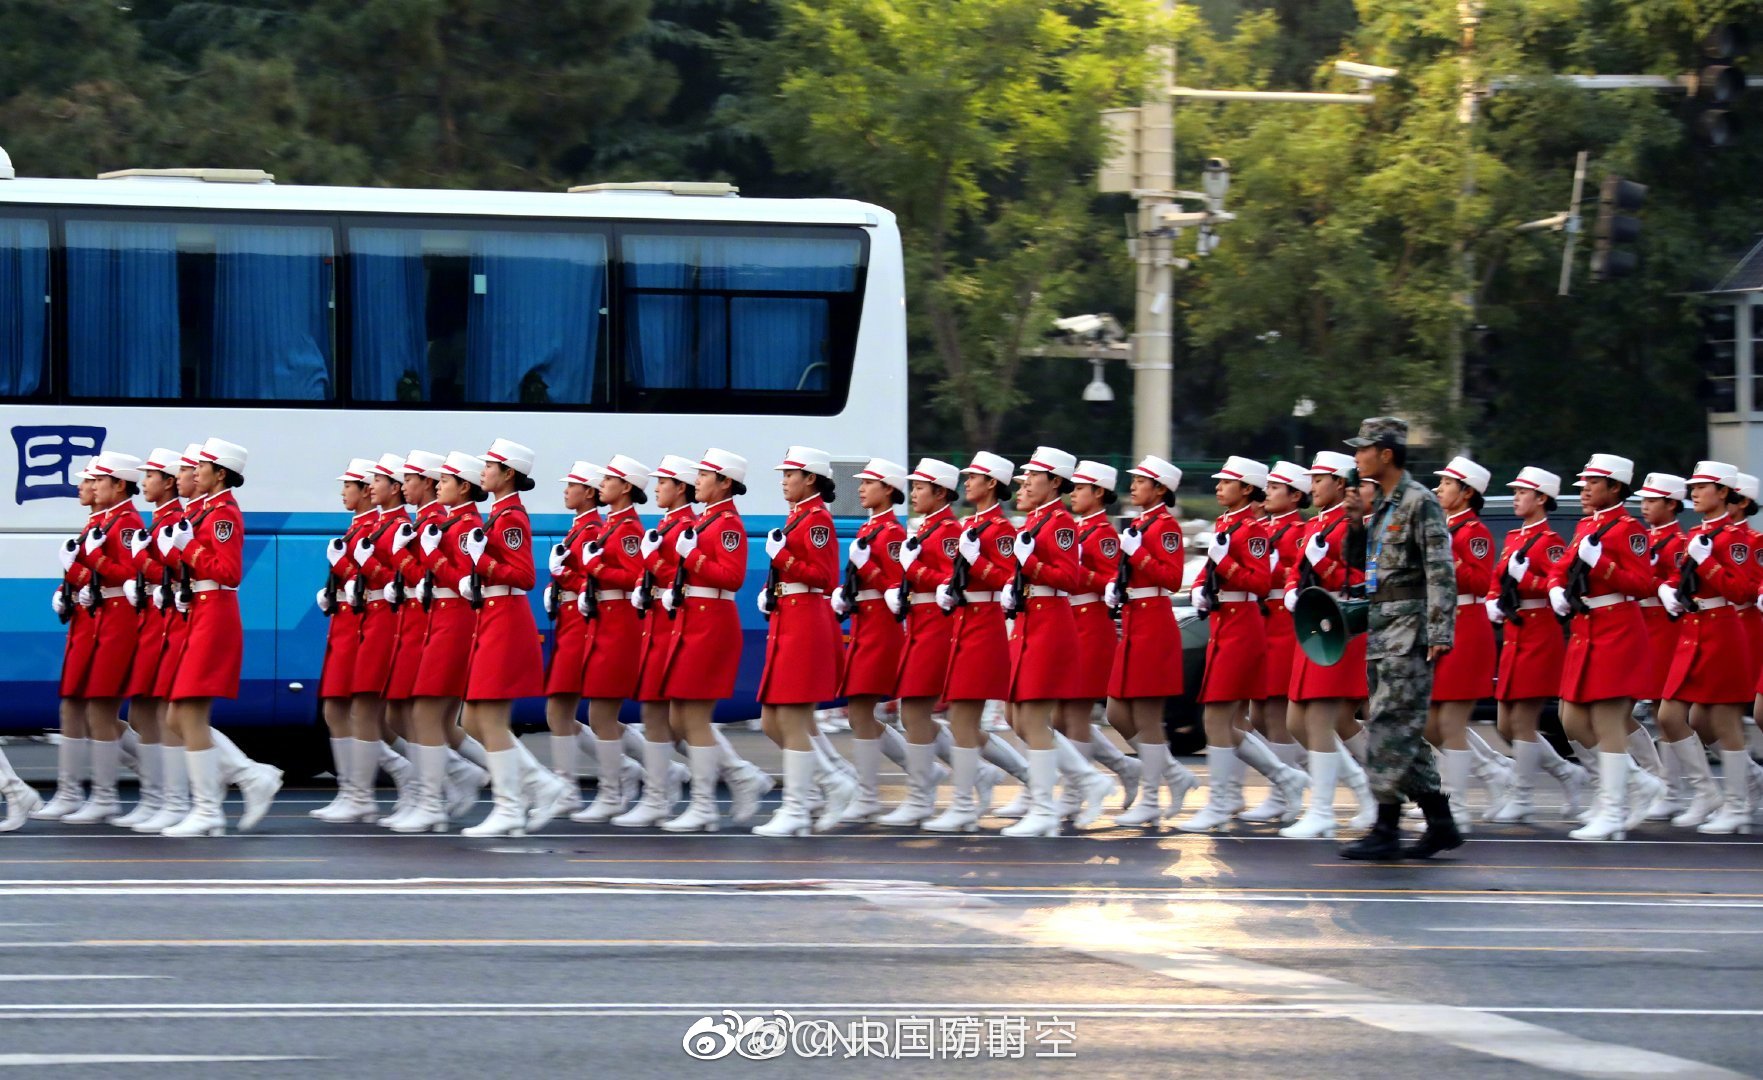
[1338,417,1463,860]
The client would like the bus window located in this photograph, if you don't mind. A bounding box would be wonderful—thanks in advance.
[66,218,335,402]
[349,226,608,407]
[0,217,48,398]
[622,231,863,402]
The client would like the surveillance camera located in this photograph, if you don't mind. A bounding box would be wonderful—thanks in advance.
[1200,158,1230,203]
[1334,60,1399,83]
[1082,361,1114,404]
[1053,314,1107,338]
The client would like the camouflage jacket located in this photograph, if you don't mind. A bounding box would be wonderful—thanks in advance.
[1351,469,1456,660]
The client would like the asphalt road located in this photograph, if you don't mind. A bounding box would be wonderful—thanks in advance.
[1,731,1759,1079]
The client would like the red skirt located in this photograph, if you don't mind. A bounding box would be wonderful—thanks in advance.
[1495,605,1566,701]
[351,600,398,696]
[465,592,545,701]
[1008,596,1083,702]
[383,603,428,702]
[59,608,98,698]
[411,598,475,699]
[1560,601,1653,704]
[632,607,680,703]
[1431,602,1495,702]
[77,597,140,699]
[1198,601,1265,704]
[839,599,904,698]
[169,589,241,701]
[581,600,643,700]
[1640,603,1676,700]
[758,591,844,705]
[152,607,189,699]
[1108,595,1183,699]
[124,605,172,699]
[1261,604,1295,700]
[1664,606,1753,704]
[942,601,1009,703]
[895,603,952,700]
[317,609,362,700]
[1290,633,1368,701]
[545,605,589,696]
[661,596,742,701]
[1069,601,1117,701]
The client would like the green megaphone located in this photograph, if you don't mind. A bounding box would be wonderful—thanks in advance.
[1293,586,1371,667]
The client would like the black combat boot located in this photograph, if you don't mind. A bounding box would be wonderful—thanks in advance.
[1403,791,1464,859]
[1338,801,1403,860]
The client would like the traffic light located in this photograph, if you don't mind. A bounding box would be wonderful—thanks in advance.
[1696,25,1748,147]
[1698,305,1737,413]
[1590,176,1646,282]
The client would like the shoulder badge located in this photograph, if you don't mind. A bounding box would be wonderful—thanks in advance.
[502,527,524,551]
[1054,528,1075,551]
[809,525,831,549]
[1162,532,1179,553]
[995,536,1014,557]
[887,541,902,561]
[721,530,741,552]
[1100,538,1119,559]
[943,537,959,559]
[1629,533,1647,556]
[1247,536,1269,559]
[1732,542,1751,565]
[622,535,641,557]
[213,520,234,543]
[1469,537,1489,559]
[1546,545,1566,563]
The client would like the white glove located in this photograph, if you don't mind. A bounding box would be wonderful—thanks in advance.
[548,543,569,575]
[420,524,443,557]
[582,541,605,565]
[172,520,194,551]
[1508,552,1530,580]
[158,526,177,558]
[1012,532,1035,565]
[1688,534,1714,566]
[1207,532,1229,564]
[576,589,591,617]
[393,522,416,549]
[765,528,786,560]
[958,528,982,564]
[174,589,190,615]
[1484,597,1504,625]
[382,583,398,604]
[756,589,772,616]
[848,536,871,569]
[659,588,676,613]
[51,588,66,617]
[1549,585,1571,618]
[123,579,140,607]
[1659,582,1686,618]
[84,527,105,555]
[640,529,663,559]
[899,536,921,570]
[129,529,152,557]
[1577,534,1602,568]
[459,576,482,604]
[1119,527,1142,556]
[1191,585,1212,614]
[1001,581,1020,613]
[884,586,903,615]
[352,536,375,565]
[316,586,334,615]
[59,538,78,571]
[675,528,698,558]
[1269,550,1280,573]
[1285,588,1300,614]
[151,585,166,610]
[631,587,649,614]
[830,586,852,617]
[415,577,433,607]
[326,537,348,566]
[77,584,93,608]
[464,528,487,563]
[935,582,956,612]
[1306,532,1329,567]
[1104,580,1122,610]
[343,577,361,607]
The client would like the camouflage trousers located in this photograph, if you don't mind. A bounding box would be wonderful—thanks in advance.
[1365,648,1441,803]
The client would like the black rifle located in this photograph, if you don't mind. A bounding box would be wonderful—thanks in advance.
[841,535,867,623]
[894,534,923,625]
[1112,524,1136,622]
[177,504,220,616]
[353,514,408,614]
[1496,530,1547,624]
[762,515,809,623]
[1563,515,1628,619]
[1262,518,1301,616]
[1673,523,1728,616]
[1006,514,1056,620]
[80,526,106,613]
[1198,519,1250,613]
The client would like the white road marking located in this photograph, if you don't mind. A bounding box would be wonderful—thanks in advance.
[0,939,1696,953]
[1429,927,1763,935]
[0,975,167,981]
[0,1054,319,1066]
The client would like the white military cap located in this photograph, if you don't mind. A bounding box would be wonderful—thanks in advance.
[1575,453,1634,487]
[653,454,698,481]
[142,448,183,477]
[199,438,248,476]
[1016,446,1076,481]
[559,460,606,486]
[1212,455,1269,490]
[1072,460,1118,492]
[854,457,909,493]
[1127,455,1183,491]
[403,450,447,481]
[1267,459,1313,494]
[484,438,535,476]
[371,453,405,479]
[1435,455,1491,494]
[336,457,376,483]
[1309,451,1356,477]
[1736,473,1759,502]
[775,446,833,478]
[1687,461,1740,488]
[440,452,486,481]
[603,454,652,490]
[87,451,143,484]
[1509,466,1563,500]
[180,443,205,468]
[961,451,1015,484]
[698,448,748,484]
[907,457,960,492]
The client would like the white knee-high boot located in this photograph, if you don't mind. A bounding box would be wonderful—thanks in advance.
[754,750,815,837]
[1001,748,1061,837]
[32,735,88,819]
[1114,738,1167,827]
[462,749,528,837]
[161,748,225,837]
[63,738,122,823]
[1279,750,1340,838]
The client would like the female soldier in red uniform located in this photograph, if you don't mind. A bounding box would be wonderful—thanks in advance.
[35,473,103,821]
[1656,462,1757,834]
[457,439,546,837]
[541,460,605,817]
[351,455,418,818]
[1482,468,1586,823]
[1239,461,1310,825]
[830,458,909,823]
[163,438,282,837]
[1638,475,1689,718]
[1107,456,1199,827]
[1276,452,1377,838]
[1550,454,1669,841]
[752,447,855,836]
[309,459,379,823]
[1428,456,1498,829]
[572,454,654,823]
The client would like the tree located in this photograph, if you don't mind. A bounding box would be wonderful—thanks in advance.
[725,0,1167,448]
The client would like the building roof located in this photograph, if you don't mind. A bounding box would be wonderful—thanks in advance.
[1709,236,1763,294]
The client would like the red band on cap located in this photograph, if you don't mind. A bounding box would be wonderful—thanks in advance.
[605,466,627,479]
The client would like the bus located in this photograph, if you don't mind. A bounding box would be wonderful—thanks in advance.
[0,155,907,768]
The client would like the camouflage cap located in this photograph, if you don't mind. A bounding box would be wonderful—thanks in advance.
[1344,416,1408,449]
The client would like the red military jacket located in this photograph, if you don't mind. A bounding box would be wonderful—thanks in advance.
[1284,503,1362,594]
[1545,504,1654,600]
[359,505,415,594]
[902,505,961,594]
[1483,517,1567,603]
[389,500,448,588]
[1674,513,1756,605]
[1446,509,1496,599]
[1123,503,1185,591]
[331,509,380,589]
[552,509,604,595]
[1196,502,1271,595]
[77,500,146,589]
[588,505,646,594]
[958,502,1016,594]
[643,506,696,597]
[1260,510,1305,586]
[133,498,183,600]
[474,493,536,592]
[181,490,245,587]
[425,502,483,591]
[771,494,839,592]
[1070,509,1119,597]
[1646,522,1688,594]
[850,509,907,594]
[1015,499,1083,592]
[679,499,747,593]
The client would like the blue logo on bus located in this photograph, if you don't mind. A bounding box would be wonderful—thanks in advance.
[13,426,105,503]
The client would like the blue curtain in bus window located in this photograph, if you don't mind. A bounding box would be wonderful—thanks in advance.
[209,224,334,400]
[704,236,857,391]
[624,235,700,389]
[465,231,603,405]
[65,220,182,398]
[0,219,48,396]
[349,229,428,402]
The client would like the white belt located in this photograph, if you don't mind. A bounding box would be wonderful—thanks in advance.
[431,587,460,599]
[1266,588,1286,600]
[1637,597,1661,608]
[1456,593,1477,607]
[481,585,527,598]
[599,590,630,602]
[1580,593,1629,610]
[776,583,825,596]
[1738,603,1756,612]
[1068,592,1101,606]
[1518,598,1549,610]
[1691,596,1730,610]
[909,591,939,606]
[1025,585,1065,598]
[189,580,237,593]
[855,589,883,602]
[962,591,1000,604]
[99,586,127,600]
[556,590,579,602]
[1126,586,1172,600]
[683,586,737,600]
[1216,591,1260,603]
